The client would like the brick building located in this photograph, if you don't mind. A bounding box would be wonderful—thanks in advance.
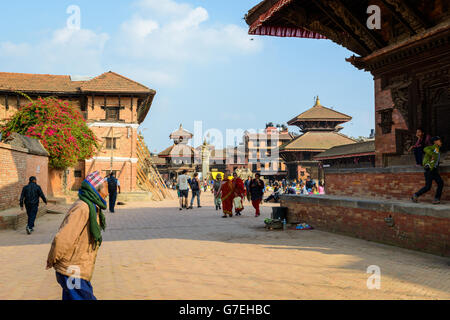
[244,125,294,180]
[0,71,156,194]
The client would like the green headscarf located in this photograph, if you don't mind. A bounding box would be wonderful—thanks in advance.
[78,180,107,249]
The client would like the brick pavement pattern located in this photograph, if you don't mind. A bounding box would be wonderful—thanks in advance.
[0,193,449,300]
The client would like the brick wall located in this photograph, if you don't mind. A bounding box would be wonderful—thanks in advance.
[85,160,137,193]
[281,195,450,257]
[325,167,449,201]
[374,78,409,166]
[0,142,48,210]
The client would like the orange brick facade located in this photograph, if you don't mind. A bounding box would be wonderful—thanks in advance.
[0,142,48,210]
[0,71,156,195]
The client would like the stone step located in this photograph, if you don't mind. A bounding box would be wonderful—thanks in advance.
[0,205,48,231]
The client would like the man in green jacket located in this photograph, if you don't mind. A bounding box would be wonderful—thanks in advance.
[412,136,444,205]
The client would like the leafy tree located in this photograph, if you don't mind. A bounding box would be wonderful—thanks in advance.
[1,96,98,169]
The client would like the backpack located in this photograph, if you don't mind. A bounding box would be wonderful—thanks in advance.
[108,177,118,193]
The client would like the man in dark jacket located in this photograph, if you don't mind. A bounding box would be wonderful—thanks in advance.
[189,173,201,209]
[107,172,121,213]
[20,176,47,234]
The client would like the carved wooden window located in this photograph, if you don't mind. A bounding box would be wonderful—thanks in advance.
[379,109,393,134]
[105,107,120,121]
[74,170,82,178]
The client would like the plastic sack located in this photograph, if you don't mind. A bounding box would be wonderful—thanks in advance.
[234,196,243,209]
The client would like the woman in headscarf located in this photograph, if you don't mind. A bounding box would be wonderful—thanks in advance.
[218,171,235,218]
[232,172,245,216]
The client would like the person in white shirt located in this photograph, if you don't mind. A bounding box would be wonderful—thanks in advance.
[177,170,190,211]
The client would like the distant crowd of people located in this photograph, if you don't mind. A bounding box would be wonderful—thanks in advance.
[174,170,265,218]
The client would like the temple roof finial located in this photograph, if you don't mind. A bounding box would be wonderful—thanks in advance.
[315,96,321,106]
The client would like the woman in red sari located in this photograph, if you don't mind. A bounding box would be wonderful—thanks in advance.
[219,173,235,218]
[232,172,245,216]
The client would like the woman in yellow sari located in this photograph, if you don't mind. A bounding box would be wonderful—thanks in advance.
[219,172,235,218]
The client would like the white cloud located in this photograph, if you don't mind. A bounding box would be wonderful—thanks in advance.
[136,0,193,17]
[117,0,262,63]
[121,16,159,39]
[0,27,109,75]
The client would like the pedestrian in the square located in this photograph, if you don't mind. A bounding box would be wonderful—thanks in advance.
[107,172,121,213]
[212,174,222,210]
[408,128,432,166]
[244,177,252,202]
[218,171,235,218]
[189,172,201,209]
[177,170,190,210]
[46,171,108,300]
[412,136,444,204]
[20,176,47,235]
[232,172,245,216]
[249,173,265,217]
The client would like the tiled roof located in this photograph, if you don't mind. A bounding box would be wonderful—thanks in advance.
[79,71,155,94]
[3,132,49,156]
[0,71,155,94]
[279,131,356,152]
[170,124,193,140]
[314,141,375,159]
[0,72,79,93]
[158,144,195,157]
[288,98,352,124]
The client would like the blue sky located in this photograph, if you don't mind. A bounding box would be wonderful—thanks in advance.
[0,0,374,153]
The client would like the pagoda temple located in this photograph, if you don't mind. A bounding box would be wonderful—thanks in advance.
[157,124,197,181]
[245,0,450,257]
[280,97,356,180]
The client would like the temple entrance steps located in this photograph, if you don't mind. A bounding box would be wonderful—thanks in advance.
[280,194,450,257]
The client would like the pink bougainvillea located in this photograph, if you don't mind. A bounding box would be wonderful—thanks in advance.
[1,96,99,169]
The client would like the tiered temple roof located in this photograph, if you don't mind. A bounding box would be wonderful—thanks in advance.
[280,97,355,153]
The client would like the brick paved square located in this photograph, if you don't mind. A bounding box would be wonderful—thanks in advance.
[0,194,449,300]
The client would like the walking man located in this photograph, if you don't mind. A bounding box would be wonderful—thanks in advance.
[412,136,444,204]
[46,171,108,300]
[212,174,222,210]
[189,173,201,209]
[249,173,265,217]
[20,176,47,234]
[244,177,252,202]
[107,172,121,213]
[177,170,190,210]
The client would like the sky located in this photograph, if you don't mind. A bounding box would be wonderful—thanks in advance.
[0,0,375,153]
